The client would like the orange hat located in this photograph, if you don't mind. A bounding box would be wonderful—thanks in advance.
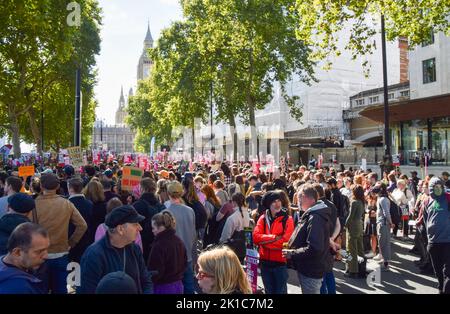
[158,170,169,179]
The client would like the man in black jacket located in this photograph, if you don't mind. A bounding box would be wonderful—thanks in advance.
[313,183,341,294]
[283,183,331,294]
[133,178,165,261]
[0,193,35,255]
[68,177,94,263]
[78,205,152,294]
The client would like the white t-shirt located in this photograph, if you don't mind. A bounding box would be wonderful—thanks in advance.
[219,207,250,243]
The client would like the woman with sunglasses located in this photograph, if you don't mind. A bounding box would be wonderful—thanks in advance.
[196,246,251,294]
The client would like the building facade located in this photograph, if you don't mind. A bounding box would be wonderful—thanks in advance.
[92,87,135,154]
[358,31,450,166]
[137,23,154,81]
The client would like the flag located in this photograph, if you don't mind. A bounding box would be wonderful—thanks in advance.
[150,137,155,158]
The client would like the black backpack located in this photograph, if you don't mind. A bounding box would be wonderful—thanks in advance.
[389,197,401,225]
[224,230,246,263]
[203,212,230,248]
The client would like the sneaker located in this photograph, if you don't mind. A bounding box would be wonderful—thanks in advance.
[373,254,383,261]
[365,252,375,259]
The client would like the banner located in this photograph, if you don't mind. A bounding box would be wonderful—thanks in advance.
[67,146,83,168]
[0,144,12,158]
[246,249,259,293]
[150,137,155,158]
[121,166,143,191]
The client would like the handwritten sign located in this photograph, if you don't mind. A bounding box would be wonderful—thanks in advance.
[121,166,143,191]
[18,166,35,178]
[67,146,83,168]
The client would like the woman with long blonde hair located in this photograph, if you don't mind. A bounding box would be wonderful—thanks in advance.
[196,246,252,294]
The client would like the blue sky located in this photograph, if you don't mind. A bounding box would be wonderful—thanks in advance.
[95,0,183,125]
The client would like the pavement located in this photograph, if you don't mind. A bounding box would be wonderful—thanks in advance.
[258,235,439,294]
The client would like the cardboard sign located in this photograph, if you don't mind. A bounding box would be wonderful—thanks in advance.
[210,163,220,172]
[18,166,35,178]
[246,249,259,293]
[67,146,83,168]
[121,166,143,191]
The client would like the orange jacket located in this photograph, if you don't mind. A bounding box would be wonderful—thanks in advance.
[253,210,294,264]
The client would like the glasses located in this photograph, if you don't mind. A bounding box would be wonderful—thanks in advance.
[195,264,214,280]
[196,270,214,280]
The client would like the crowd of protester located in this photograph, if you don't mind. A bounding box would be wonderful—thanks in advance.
[0,159,449,294]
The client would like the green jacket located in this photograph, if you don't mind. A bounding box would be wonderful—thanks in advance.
[345,200,365,236]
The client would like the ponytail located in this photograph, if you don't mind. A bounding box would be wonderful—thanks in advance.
[152,210,176,230]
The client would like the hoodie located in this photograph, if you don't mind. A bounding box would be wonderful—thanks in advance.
[288,201,332,279]
[0,214,30,256]
[424,178,450,244]
[0,257,46,294]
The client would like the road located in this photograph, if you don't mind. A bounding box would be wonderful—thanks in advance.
[257,236,438,294]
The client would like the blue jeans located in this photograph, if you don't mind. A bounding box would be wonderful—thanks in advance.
[183,261,195,294]
[320,271,336,294]
[43,255,69,294]
[297,272,322,294]
[260,264,288,294]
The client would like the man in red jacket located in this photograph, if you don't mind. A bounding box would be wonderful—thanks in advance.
[253,190,294,294]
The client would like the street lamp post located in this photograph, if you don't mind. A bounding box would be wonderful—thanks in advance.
[381,14,393,174]
[210,81,214,153]
[74,68,81,147]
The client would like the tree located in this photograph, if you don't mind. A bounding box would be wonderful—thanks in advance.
[147,0,315,161]
[0,0,101,156]
[126,79,173,152]
[293,0,450,68]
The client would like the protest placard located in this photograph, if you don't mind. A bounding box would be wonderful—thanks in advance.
[66,146,83,168]
[18,166,35,178]
[121,166,143,191]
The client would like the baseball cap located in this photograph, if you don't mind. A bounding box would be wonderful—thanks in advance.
[104,205,145,228]
[63,165,75,176]
[103,169,113,178]
[167,181,184,197]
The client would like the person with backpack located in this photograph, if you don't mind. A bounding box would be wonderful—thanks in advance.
[423,177,450,294]
[202,185,222,220]
[219,193,250,263]
[253,190,294,294]
[132,178,165,262]
[372,183,393,271]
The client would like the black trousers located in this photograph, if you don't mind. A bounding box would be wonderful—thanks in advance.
[428,242,450,294]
